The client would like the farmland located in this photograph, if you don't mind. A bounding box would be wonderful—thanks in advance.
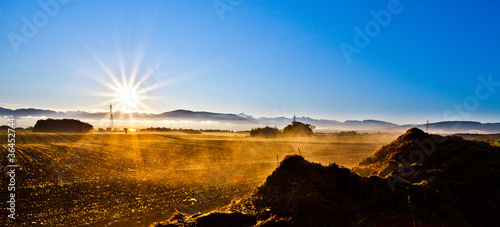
[0,132,397,226]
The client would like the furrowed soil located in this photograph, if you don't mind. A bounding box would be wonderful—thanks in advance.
[0,132,396,226]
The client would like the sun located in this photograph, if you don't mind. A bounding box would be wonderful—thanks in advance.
[116,87,139,110]
[82,17,218,115]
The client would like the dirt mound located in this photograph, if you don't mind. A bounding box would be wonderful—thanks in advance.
[352,128,500,226]
[154,128,500,226]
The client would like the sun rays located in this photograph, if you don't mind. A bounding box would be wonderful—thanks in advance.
[71,8,228,126]
[78,40,163,116]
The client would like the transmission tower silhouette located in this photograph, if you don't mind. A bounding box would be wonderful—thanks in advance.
[110,104,114,133]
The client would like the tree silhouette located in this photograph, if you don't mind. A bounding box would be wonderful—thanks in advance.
[33,119,93,133]
[282,121,315,137]
[250,126,281,138]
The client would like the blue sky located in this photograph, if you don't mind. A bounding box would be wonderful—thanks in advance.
[1,0,499,124]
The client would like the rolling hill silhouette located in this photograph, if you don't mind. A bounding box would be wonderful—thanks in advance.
[2,106,500,132]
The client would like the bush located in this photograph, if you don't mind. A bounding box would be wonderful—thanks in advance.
[282,121,315,137]
[250,126,281,138]
[338,131,357,137]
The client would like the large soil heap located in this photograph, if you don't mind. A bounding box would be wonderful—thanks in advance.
[155,128,500,226]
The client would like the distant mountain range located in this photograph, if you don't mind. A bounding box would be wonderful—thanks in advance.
[0,107,252,122]
[1,107,499,133]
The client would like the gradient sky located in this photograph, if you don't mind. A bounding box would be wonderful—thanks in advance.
[1,0,499,124]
